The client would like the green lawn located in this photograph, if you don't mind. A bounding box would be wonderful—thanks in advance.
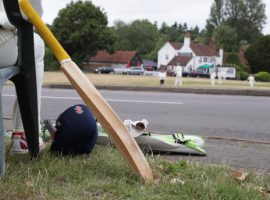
[1,144,269,200]
[42,72,270,90]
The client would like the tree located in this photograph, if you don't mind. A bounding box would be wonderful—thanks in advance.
[208,0,225,27]
[113,20,160,58]
[51,1,115,62]
[206,0,266,46]
[245,35,270,73]
[213,24,238,52]
[145,35,167,61]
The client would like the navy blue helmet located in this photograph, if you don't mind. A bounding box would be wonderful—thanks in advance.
[50,104,98,155]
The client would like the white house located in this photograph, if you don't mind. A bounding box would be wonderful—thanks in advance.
[158,32,223,73]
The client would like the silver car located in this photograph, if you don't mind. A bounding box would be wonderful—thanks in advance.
[123,67,144,75]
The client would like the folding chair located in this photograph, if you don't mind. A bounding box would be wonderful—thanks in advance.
[0,0,40,177]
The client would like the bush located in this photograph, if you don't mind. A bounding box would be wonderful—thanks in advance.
[240,71,249,80]
[44,48,60,71]
[226,52,240,65]
[234,64,249,80]
[254,71,270,82]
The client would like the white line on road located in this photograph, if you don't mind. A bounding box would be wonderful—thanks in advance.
[106,99,183,105]
[3,94,184,105]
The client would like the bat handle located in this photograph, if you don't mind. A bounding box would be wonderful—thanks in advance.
[19,0,70,63]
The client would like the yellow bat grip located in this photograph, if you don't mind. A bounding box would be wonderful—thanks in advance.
[19,0,70,62]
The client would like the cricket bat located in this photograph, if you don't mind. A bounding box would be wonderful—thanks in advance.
[19,0,154,182]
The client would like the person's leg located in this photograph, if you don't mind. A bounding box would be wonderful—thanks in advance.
[174,77,178,86]
[0,36,18,68]
[12,33,45,132]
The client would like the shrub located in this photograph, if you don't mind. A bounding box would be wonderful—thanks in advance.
[240,71,249,80]
[245,35,270,73]
[254,71,270,82]
[234,64,249,80]
[44,48,60,71]
[226,52,240,65]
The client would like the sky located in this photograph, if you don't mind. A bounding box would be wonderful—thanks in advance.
[42,0,270,35]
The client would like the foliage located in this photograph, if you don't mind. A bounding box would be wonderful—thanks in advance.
[44,48,60,71]
[1,143,269,200]
[225,52,240,65]
[245,35,270,73]
[113,19,160,59]
[206,0,266,49]
[208,0,225,27]
[255,71,270,82]
[144,35,167,61]
[51,1,115,63]
[213,25,238,51]
[240,71,249,80]
[159,22,201,43]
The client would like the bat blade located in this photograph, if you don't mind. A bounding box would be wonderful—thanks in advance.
[61,61,154,181]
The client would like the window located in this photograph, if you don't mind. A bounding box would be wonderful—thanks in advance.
[177,52,192,56]
[165,55,169,60]
[203,57,207,62]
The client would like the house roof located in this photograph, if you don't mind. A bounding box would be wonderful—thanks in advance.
[168,42,216,56]
[89,50,137,64]
[169,42,183,50]
[190,43,216,56]
[168,55,192,66]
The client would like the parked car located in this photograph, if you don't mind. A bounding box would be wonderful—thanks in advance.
[94,67,114,74]
[182,71,190,77]
[168,69,191,77]
[123,67,144,75]
[190,68,210,78]
[189,70,198,77]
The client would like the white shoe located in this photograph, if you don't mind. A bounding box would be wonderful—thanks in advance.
[11,131,45,154]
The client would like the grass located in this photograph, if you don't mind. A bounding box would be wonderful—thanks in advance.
[42,72,270,90]
[1,143,270,200]
[2,72,270,199]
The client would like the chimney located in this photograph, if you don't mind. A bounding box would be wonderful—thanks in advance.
[184,32,191,47]
[239,46,248,65]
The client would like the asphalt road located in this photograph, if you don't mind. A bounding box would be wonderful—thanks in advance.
[2,86,270,172]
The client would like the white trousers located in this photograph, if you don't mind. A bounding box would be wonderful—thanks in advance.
[174,75,182,86]
[0,33,44,131]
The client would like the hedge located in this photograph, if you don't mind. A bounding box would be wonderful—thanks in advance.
[255,71,270,82]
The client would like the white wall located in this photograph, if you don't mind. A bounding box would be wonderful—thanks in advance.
[157,42,177,68]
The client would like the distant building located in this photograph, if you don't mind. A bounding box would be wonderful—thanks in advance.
[157,32,224,73]
[84,50,142,70]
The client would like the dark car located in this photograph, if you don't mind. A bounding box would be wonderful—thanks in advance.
[94,67,114,74]
[190,68,210,78]
[182,71,190,77]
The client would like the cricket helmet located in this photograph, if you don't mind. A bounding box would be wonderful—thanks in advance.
[50,104,97,155]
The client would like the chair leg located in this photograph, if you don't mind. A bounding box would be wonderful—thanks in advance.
[0,66,19,177]
[12,72,39,158]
